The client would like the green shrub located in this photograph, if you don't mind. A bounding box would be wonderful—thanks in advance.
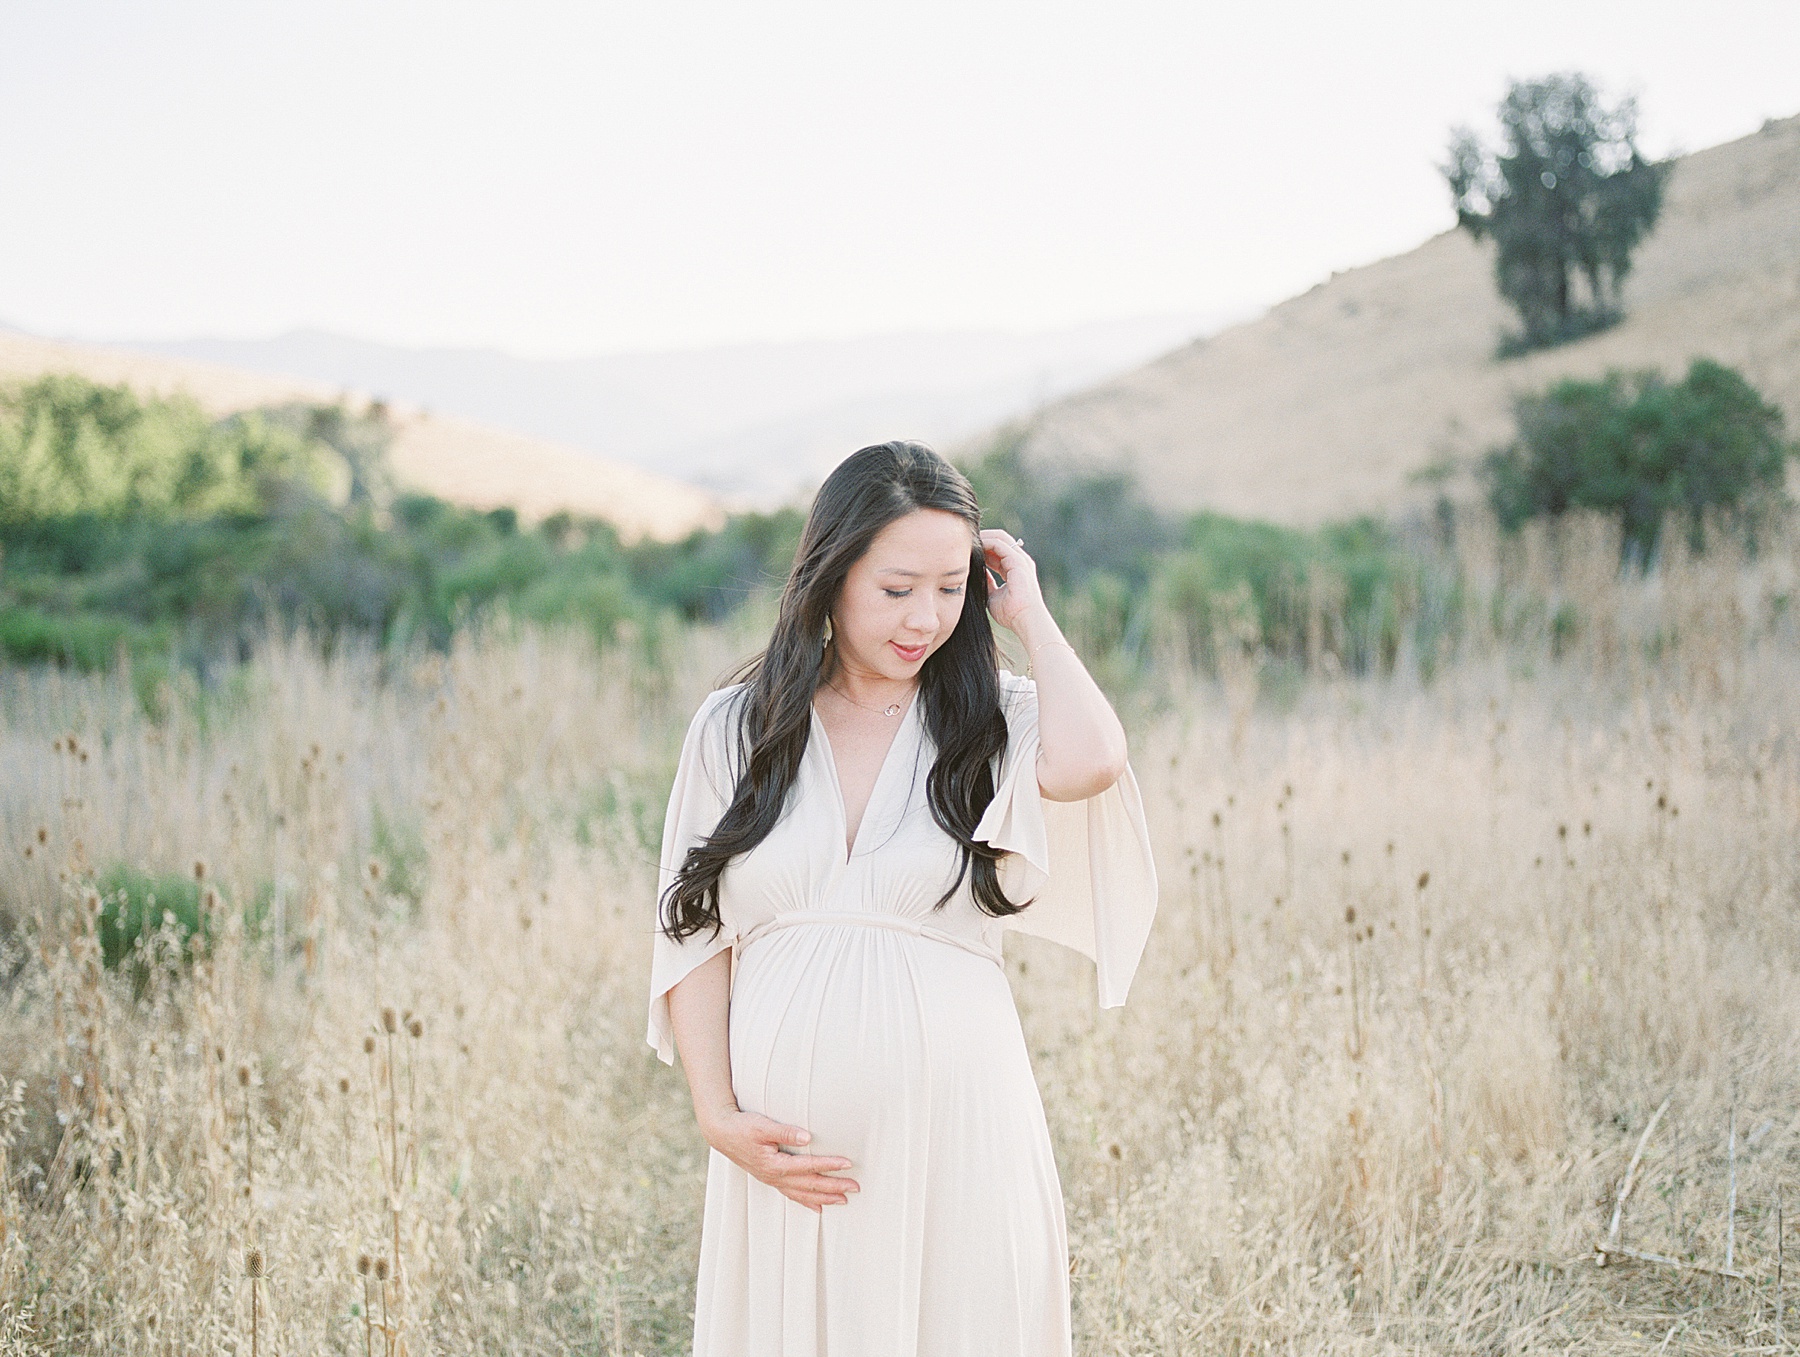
[0,375,344,521]
[93,865,273,975]
[1484,358,1795,560]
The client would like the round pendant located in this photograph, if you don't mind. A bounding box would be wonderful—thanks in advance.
[883,703,901,716]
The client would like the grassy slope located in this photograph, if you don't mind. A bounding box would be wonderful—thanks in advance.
[994,113,1800,526]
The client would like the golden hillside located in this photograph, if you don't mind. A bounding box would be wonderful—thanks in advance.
[993,113,1800,525]
[0,331,724,542]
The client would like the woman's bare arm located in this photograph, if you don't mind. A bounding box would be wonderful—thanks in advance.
[978,529,1129,802]
[666,948,860,1212]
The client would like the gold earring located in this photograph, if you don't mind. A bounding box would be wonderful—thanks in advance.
[822,615,834,646]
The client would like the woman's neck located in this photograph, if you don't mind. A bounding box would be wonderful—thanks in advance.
[820,660,918,711]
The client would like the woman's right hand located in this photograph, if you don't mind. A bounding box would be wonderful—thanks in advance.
[701,1107,860,1213]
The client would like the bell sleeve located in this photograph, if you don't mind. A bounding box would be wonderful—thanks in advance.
[645,685,742,1065]
[972,670,1158,1007]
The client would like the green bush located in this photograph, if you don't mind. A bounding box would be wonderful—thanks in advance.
[94,867,208,972]
[0,375,343,520]
[93,865,274,976]
[1146,512,1412,674]
[1484,358,1796,560]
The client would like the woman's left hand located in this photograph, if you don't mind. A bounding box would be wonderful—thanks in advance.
[979,529,1047,635]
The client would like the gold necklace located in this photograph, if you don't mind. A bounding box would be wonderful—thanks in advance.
[824,677,915,718]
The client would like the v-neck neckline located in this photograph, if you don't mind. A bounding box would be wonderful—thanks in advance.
[811,686,921,865]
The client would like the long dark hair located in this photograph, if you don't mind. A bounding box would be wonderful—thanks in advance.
[658,440,1031,942]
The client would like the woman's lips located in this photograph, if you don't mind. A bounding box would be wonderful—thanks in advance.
[890,641,927,661]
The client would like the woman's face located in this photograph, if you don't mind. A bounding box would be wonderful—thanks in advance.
[829,507,974,681]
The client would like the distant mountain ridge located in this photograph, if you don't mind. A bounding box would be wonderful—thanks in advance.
[134,313,1241,506]
[983,113,1800,526]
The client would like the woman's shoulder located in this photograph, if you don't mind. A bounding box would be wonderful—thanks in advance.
[697,680,750,715]
[683,681,750,746]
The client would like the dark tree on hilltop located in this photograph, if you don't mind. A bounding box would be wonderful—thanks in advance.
[1444,73,1670,355]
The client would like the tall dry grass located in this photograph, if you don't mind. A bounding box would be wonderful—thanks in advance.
[1,510,1797,1354]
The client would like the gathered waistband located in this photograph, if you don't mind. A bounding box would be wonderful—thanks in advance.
[734,910,1004,967]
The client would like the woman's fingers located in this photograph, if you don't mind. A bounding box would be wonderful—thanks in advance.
[979,532,1017,563]
[752,1116,813,1148]
[769,1150,854,1174]
[774,1166,856,1195]
[729,1113,861,1204]
[979,530,1035,576]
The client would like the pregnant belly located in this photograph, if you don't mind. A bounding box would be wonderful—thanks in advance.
[727,923,1038,1168]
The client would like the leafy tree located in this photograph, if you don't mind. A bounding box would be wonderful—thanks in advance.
[1444,73,1670,354]
[1483,358,1795,559]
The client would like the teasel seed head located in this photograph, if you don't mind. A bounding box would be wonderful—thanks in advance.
[1416,870,1430,891]
[363,1035,376,1055]
[357,1252,372,1276]
[367,859,384,883]
[1344,905,1356,926]
[381,1006,397,1034]
[245,1247,265,1279]
[339,1075,351,1095]
[192,857,206,881]
[1107,1142,1122,1161]
[373,1257,390,1281]
[408,1017,423,1039]
[36,826,48,845]
[237,1064,251,1088]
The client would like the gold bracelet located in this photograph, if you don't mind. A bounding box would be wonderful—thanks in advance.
[1025,639,1077,678]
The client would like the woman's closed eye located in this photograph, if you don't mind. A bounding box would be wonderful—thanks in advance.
[884,587,964,598]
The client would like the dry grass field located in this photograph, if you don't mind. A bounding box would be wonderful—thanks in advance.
[1,514,1798,1354]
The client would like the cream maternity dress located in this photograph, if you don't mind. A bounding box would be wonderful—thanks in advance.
[646,668,1158,1356]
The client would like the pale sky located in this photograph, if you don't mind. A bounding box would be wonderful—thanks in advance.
[3,1,1797,359]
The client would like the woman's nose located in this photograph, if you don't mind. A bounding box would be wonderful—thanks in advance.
[905,599,937,633]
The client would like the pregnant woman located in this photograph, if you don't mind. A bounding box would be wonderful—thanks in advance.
[646,440,1158,1355]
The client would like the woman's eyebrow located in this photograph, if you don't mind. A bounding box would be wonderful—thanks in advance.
[878,566,971,578]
